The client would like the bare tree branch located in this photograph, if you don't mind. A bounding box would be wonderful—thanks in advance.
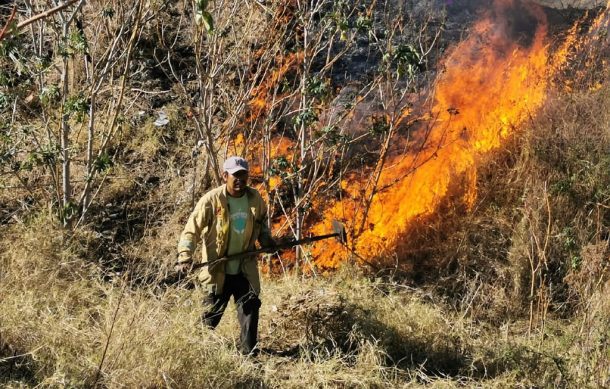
[0,5,17,41]
[9,0,81,33]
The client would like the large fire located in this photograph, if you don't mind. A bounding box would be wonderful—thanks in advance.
[245,0,609,270]
[308,0,609,268]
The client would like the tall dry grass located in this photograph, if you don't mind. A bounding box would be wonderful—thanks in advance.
[1,209,609,387]
[1,43,608,389]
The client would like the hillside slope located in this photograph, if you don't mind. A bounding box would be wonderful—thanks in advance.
[1,0,609,387]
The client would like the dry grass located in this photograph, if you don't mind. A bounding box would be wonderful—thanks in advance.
[1,212,609,387]
[1,4,608,385]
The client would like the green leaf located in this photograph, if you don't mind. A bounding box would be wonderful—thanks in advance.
[196,0,209,12]
[40,85,60,106]
[93,153,113,173]
[196,11,214,32]
[21,152,42,171]
[355,15,372,32]
[69,30,89,54]
[390,44,422,79]
[65,94,90,122]
[0,91,9,111]
[293,107,318,128]
[61,200,78,222]
[306,76,329,100]
[269,156,292,178]
[369,115,389,135]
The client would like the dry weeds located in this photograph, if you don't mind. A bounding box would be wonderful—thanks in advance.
[1,7,609,386]
[1,214,609,387]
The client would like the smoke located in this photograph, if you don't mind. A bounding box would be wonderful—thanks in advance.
[337,0,552,262]
[493,0,547,46]
[447,0,547,48]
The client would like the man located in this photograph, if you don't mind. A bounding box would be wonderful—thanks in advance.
[176,156,275,355]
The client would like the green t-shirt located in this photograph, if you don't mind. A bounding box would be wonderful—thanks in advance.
[225,194,249,275]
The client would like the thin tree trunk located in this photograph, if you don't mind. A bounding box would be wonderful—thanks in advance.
[82,93,96,217]
[355,122,395,238]
[60,23,72,227]
[194,29,221,186]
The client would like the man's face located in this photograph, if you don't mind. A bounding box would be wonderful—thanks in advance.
[224,170,249,197]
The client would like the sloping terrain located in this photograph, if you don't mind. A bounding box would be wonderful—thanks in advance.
[0,0,609,387]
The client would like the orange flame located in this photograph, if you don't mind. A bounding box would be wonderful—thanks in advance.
[310,0,592,268]
[246,0,609,271]
[248,52,304,124]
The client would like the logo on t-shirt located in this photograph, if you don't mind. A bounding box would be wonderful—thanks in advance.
[231,211,248,234]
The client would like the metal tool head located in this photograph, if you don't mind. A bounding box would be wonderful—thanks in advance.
[331,219,348,245]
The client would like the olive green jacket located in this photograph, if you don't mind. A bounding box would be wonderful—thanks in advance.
[177,185,274,295]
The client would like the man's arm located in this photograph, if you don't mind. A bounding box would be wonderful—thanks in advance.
[177,197,211,265]
[257,203,276,249]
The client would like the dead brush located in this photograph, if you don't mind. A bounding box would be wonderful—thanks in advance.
[0,214,259,387]
[264,287,353,356]
[2,215,604,387]
[261,268,475,378]
[563,240,610,387]
[394,145,526,324]
[430,80,610,328]
[565,241,609,303]
[2,231,476,388]
[568,279,610,387]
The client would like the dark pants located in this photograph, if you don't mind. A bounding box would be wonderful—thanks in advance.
[202,274,261,354]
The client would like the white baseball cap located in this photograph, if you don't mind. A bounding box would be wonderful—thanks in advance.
[223,156,249,174]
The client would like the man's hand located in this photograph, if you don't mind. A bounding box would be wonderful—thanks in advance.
[262,238,281,254]
[174,261,193,274]
[263,237,292,254]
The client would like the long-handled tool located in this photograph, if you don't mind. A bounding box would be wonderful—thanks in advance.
[183,219,347,271]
